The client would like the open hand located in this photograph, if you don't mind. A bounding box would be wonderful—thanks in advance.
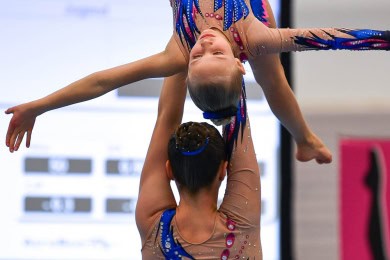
[5,103,37,152]
[295,133,332,164]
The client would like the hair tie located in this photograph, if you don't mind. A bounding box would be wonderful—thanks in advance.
[180,138,209,156]
[203,107,238,120]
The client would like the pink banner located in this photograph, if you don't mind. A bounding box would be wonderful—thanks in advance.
[340,139,390,260]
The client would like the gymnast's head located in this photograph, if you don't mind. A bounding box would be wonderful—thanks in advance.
[167,122,227,195]
[187,28,245,125]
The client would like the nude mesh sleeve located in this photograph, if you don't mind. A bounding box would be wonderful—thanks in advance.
[219,117,261,227]
[248,23,390,55]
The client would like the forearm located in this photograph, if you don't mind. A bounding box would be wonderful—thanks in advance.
[250,55,312,143]
[138,72,187,187]
[29,73,104,116]
[249,36,333,163]
[156,72,187,128]
[281,28,390,52]
[33,59,161,114]
[221,115,261,224]
[136,72,188,237]
[27,41,187,116]
[249,22,390,55]
[264,80,312,143]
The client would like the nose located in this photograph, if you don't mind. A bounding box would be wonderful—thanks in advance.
[200,38,213,47]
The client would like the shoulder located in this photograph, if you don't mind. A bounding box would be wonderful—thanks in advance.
[139,208,167,247]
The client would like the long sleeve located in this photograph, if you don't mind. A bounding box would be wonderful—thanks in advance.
[219,114,261,227]
[247,19,390,56]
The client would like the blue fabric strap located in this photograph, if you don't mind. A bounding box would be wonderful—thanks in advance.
[160,209,195,260]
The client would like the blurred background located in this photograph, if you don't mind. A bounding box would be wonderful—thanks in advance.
[0,0,389,259]
[293,0,390,259]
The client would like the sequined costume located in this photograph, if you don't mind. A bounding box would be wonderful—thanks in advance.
[170,0,389,153]
[172,0,389,159]
[171,0,389,63]
[141,114,261,259]
[142,0,389,258]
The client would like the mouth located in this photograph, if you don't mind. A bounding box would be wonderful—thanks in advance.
[199,33,215,40]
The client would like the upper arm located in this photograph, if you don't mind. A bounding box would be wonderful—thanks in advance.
[95,35,188,93]
[248,0,289,92]
[135,72,187,242]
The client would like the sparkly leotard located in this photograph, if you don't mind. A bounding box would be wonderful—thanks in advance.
[170,0,389,63]
[141,113,261,259]
[141,1,389,259]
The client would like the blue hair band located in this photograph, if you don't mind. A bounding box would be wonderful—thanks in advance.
[203,107,238,120]
[180,138,210,156]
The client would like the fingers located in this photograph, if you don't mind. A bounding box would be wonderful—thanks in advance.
[5,107,15,147]
[8,131,18,153]
[315,151,332,164]
[6,121,15,148]
[5,106,34,152]
[8,131,26,153]
[320,148,333,164]
[295,146,333,164]
[26,130,32,148]
[14,131,25,152]
[316,157,331,164]
[4,107,15,115]
[7,120,22,152]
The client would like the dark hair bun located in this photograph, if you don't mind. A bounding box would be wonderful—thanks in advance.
[175,122,209,153]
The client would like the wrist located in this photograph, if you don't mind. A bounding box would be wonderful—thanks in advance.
[295,130,316,146]
[28,99,47,116]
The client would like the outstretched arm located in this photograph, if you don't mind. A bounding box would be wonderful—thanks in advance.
[5,36,187,152]
[249,0,332,164]
[135,71,187,243]
[250,57,332,164]
[247,19,390,55]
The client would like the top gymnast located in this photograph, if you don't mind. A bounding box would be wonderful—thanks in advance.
[5,0,389,163]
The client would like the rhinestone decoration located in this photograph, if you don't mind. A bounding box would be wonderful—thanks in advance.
[221,249,230,260]
[226,233,235,248]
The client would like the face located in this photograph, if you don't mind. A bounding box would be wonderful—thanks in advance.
[188,29,242,83]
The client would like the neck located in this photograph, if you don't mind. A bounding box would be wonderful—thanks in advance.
[210,26,233,48]
[174,187,220,243]
[177,187,219,215]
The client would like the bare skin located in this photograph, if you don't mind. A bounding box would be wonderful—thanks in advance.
[188,28,244,79]
[135,72,188,242]
[165,160,227,243]
[187,12,332,164]
[4,0,331,164]
[5,36,187,152]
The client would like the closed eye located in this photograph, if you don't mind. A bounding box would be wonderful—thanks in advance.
[213,51,224,55]
[190,52,203,60]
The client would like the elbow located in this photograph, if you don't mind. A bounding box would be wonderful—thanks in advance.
[156,111,182,130]
[89,71,113,97]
